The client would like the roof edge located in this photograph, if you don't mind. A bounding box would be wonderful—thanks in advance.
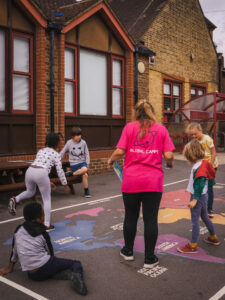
[17,0,47,28]
[62,2,134,51]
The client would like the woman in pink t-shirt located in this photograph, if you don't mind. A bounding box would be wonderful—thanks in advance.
[108,100,175,268]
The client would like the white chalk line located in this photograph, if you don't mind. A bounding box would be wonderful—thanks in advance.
[0,178,188,225]
[0,276,49,300]
[209,286,225,300]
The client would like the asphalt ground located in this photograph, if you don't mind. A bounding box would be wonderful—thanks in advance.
[0,159,224,300]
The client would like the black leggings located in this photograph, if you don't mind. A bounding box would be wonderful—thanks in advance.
[122,192,162,258]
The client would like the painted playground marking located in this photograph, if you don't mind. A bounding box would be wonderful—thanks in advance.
[0,178,189,225]
[138,265,168,278]
[0,276,49,300]
[209,286,225,300]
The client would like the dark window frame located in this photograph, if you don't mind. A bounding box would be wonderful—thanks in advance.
[112,55,124,118]
[163,80,182,123]
[64,45,125,119]
[64,44,77,116]
[11,31,33,114]
[190,85,206,99]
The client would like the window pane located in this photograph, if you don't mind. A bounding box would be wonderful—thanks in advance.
[163,83,170,95]
[65,48,74,79]
[191,88,196,95]
[173,98,180,110]
[164,97,171,111]
[14,36,29,72]
[113,60,122,86]
[13,75,29,110]
[80,49,107,116]
[112,88,121,115]
[198,89,204,95]
[0,30,5,111]
[173,85,180,96]
[65,81,74,113]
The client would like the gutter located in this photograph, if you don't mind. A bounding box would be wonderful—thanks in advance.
[47,22,63,132]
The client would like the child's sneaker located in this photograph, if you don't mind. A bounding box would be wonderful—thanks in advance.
[84,189,91,198]
[177,243,198,253]
[144,255,159,268]
[208,210,214,218]
[120,247,134,261]
[65,171,73,177]
[46,224,55,232]
[204,236,220,246]
[8,197,17,215]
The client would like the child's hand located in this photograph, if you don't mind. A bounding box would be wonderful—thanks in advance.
[51,182,56,190]
[64,185,71,194]
[0,267,12,276]
[188,199,197,208]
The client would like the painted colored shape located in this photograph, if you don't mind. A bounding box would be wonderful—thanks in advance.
[161,189,225,209]
[65,207,104,218]
[116,234,225,264]
[3,220,117,251]
[158,208,225,225]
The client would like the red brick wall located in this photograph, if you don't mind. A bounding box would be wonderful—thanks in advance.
[36,26,47,150]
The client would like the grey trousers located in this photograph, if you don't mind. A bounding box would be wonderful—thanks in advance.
[16,167,51,227]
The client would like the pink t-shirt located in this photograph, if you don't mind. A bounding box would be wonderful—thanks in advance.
[116,121,175,193]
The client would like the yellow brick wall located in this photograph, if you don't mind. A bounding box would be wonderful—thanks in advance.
[142,0,219,122]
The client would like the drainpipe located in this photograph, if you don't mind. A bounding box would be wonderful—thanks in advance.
[47,22,63,132]
[134,47,139,104]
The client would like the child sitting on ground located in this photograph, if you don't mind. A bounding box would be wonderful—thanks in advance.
[60,127,91,198]
[186,122,218,218]
[0,202,88,296]
[177,139,220,254]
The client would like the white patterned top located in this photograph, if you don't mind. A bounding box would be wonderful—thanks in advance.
[32,147,67,185]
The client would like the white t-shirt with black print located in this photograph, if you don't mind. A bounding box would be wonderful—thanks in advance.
[32,147,67,185]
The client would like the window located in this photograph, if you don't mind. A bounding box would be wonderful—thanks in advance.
[0,30,5,111]
[163,81,182,123]
[112,57,124,117]
[64,47,125,118]
[80,49,107,116]
[190,86,206,98]
[64,46,77,115]
[12,33,33,113]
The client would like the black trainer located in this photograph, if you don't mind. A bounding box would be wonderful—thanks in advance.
[46,224,55,232]
[8,197,17,216]
[71,273,88,296]
[84,189,91,198]
[120,247,134,261]
[144,255,159,268]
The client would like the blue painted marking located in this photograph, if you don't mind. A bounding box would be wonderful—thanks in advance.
[2,220,118,251]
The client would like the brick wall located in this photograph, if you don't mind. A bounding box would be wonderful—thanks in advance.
[138,54,149,101]
[36,26,47,150]
[139,0,218,123]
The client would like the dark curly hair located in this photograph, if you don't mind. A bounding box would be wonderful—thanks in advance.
[23,203,43,221]
[45,133,60,149]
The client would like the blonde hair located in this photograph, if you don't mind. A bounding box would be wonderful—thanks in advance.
[135,99,156,139]
[186,122,202,134]
[183,139,205,163]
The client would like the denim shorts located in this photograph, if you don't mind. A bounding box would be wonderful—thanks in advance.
[70,162,87,172]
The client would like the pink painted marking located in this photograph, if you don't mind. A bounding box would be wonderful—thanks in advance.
[117,234,225,264]
[117,208,125,212]
[65,207,104,218]
[161,189,225,209]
